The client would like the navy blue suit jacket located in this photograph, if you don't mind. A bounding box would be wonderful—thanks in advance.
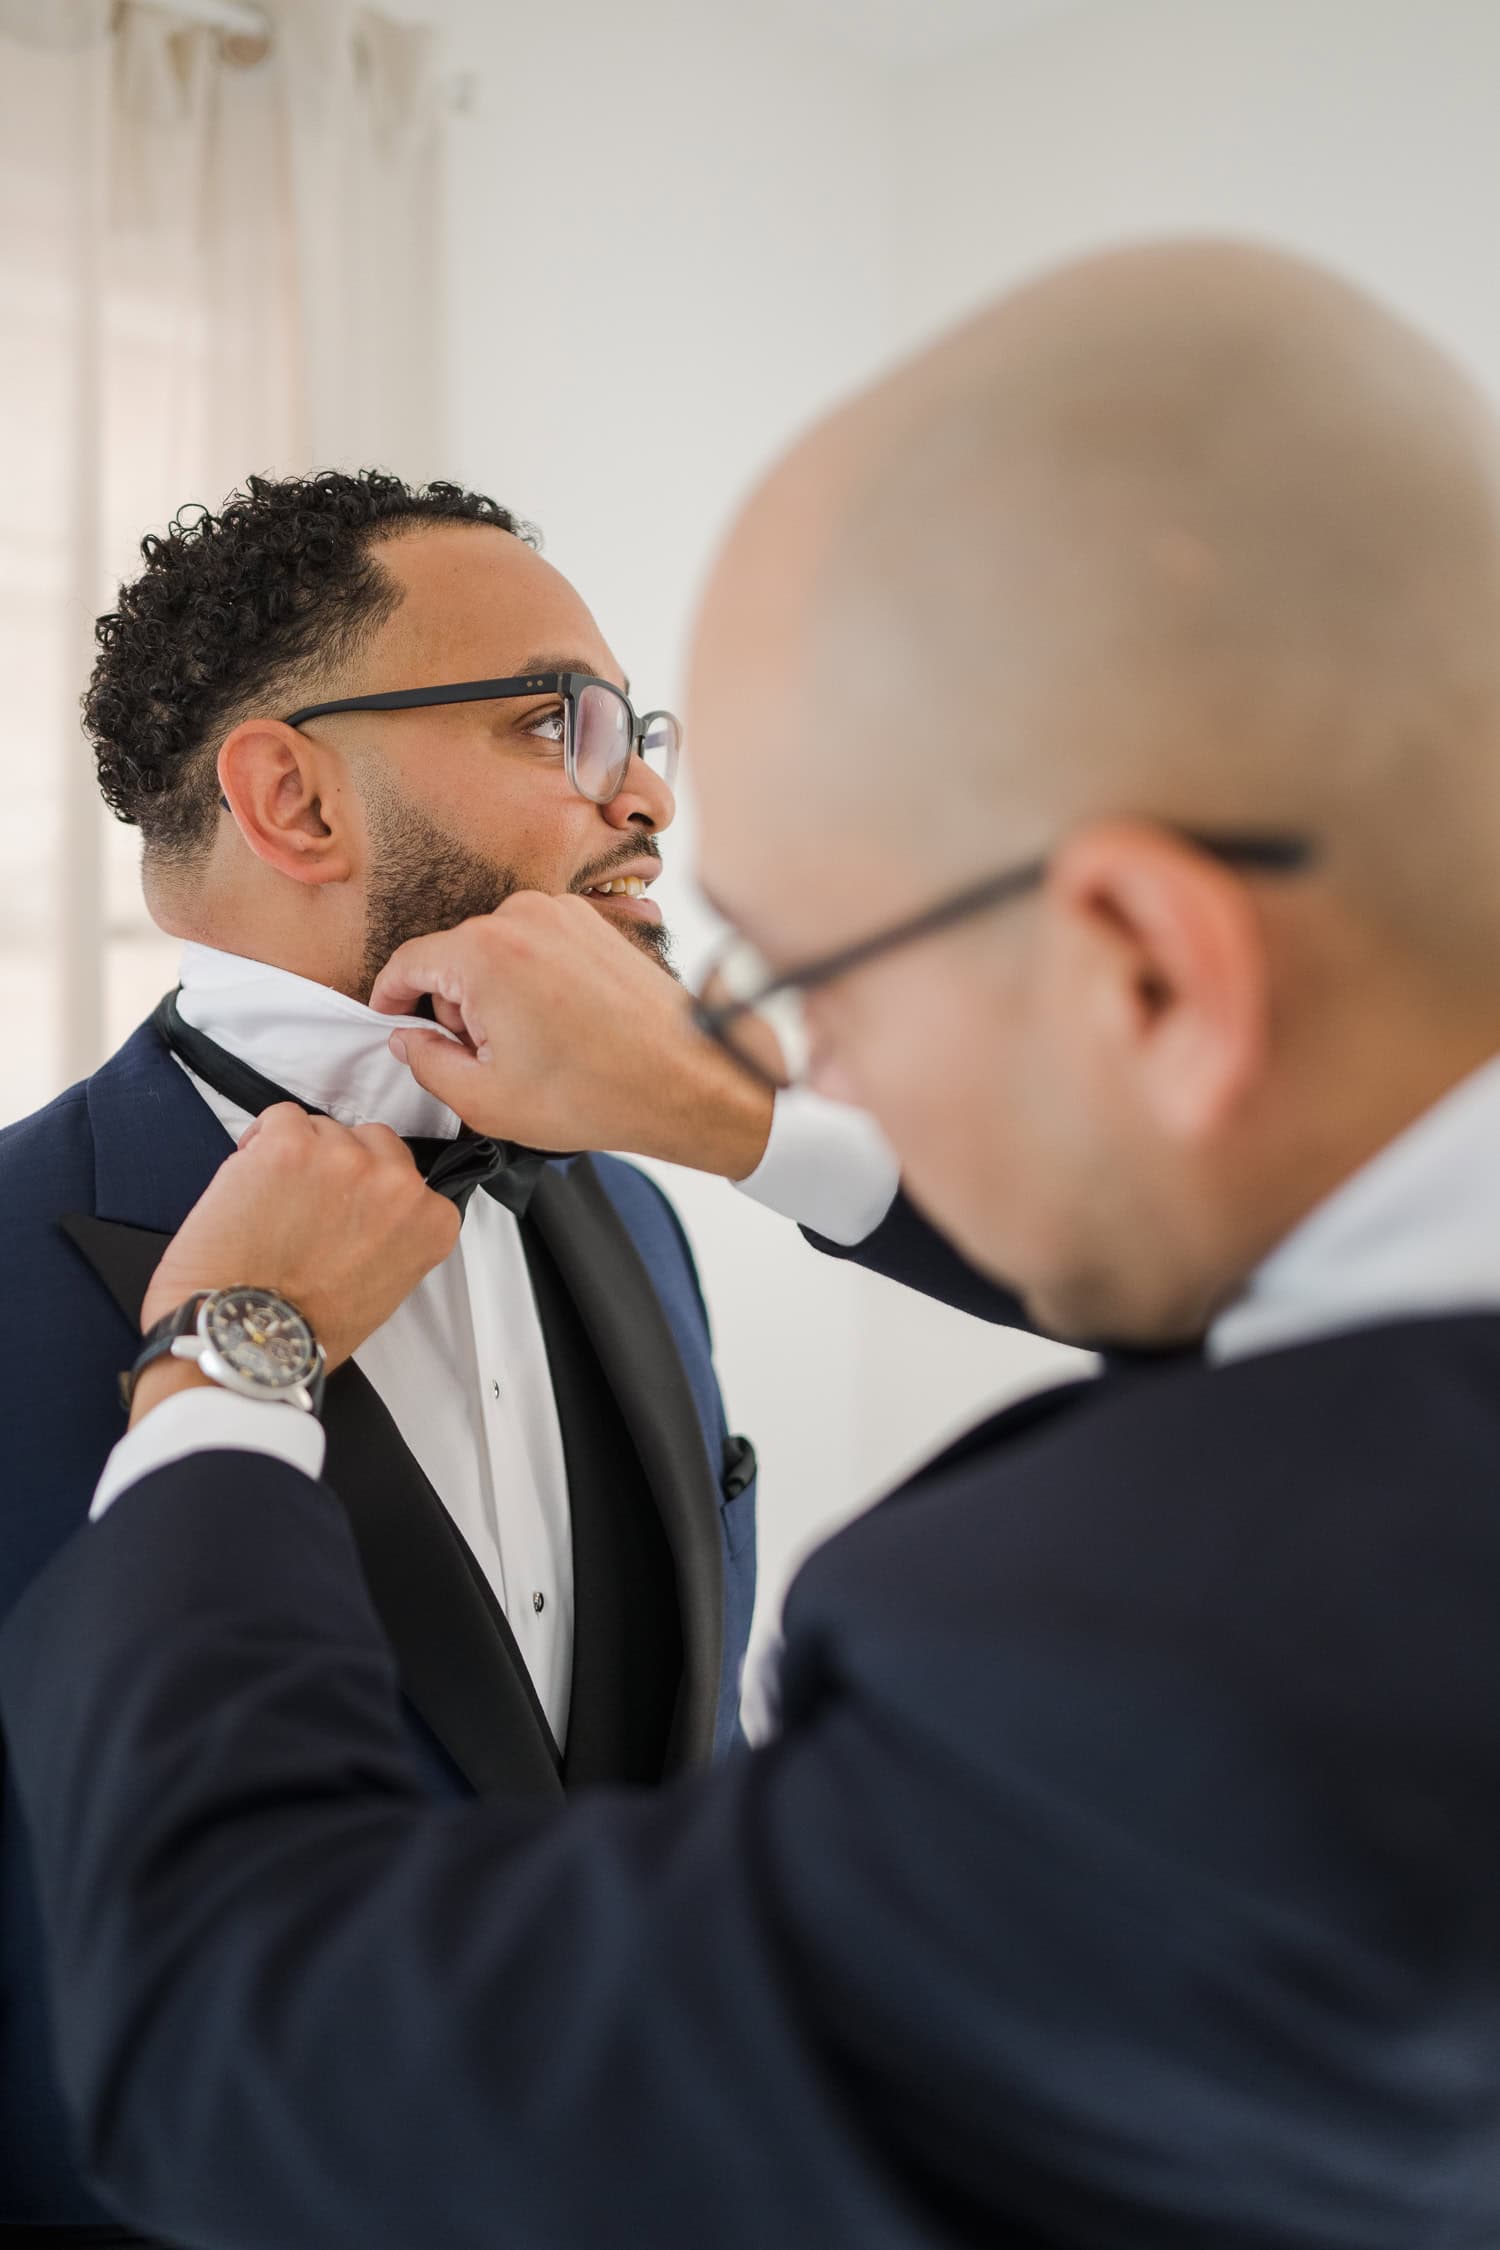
[0,1017,757,2232]
[7,1182,1500,2247]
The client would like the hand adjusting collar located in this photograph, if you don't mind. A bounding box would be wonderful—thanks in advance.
[151,990,550,1219]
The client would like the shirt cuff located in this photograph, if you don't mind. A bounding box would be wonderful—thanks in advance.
[91,1388,328,1522]
[732,1087,900,1247]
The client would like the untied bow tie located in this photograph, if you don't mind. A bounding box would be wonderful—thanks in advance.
[151,989,550,1218]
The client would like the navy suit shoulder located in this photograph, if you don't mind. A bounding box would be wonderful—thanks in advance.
[7,1314,1500,2248]
[589,1154,718,1396]
[0,1075,137,1617]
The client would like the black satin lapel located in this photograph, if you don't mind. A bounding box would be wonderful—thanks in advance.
[59,1214,562,1806]
[525,1160,724,1775]
[59,1212,171,1327]
[317,1362,563,1804]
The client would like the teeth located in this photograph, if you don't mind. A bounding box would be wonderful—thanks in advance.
[591,877,646,897]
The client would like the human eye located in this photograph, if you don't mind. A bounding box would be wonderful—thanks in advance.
[518,703,565,746]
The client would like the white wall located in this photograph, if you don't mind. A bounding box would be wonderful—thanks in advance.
[890,0,1500,383]
[431,0,1080,1641]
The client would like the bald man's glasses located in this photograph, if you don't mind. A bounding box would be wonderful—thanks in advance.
[281,673,682,807]
[695,828,1315,1091]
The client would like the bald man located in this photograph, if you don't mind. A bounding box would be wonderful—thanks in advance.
[8,240,1500,2250]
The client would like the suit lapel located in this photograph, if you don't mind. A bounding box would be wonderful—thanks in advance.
[525,1158,725,1775]
[318,1364,562,1801]
[62,1033,563,1805]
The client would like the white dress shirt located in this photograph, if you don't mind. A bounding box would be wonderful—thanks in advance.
[731,1086,900,1246]
[112,943,579,1747]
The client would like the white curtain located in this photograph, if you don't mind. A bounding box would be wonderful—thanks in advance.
[0,0,448,1126]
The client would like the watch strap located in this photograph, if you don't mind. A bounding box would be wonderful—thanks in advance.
[119,1293,211,1412]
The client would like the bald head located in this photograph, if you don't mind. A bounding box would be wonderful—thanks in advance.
[691,243,1500,1343]
[701,239,1500,984]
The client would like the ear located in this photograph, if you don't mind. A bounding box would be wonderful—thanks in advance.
[1046,819,1271,1142]
[218,720,356,888]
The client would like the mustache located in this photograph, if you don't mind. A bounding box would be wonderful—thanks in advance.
[569,841,663,894]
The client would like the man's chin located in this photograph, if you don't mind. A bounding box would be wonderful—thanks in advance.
[629,920,679,980]
[581,896,676,978]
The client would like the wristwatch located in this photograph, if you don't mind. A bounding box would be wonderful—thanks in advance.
[121,1287,327,1416]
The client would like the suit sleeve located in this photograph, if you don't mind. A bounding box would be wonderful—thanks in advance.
[804,1187,1032,1327]
[0,1458,930,2250]
[731,1089,1033,1329]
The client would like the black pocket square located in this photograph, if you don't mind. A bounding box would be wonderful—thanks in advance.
[722,1433,757,1499]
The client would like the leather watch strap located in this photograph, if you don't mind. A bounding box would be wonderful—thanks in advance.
[119,1293,211,1412]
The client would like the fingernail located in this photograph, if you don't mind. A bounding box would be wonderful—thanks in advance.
[389,1033,407,1065]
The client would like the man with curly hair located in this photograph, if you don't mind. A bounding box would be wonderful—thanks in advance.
[0,469,770,2241]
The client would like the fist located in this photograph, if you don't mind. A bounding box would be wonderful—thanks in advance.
[140,1105,461,1370]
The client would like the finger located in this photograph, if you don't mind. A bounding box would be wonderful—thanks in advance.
[387,1025,490,1115]
[305,1112,359,1143]
[349,1121,417,1166]
[250,1102,318,1145]
[368,931,473,1020]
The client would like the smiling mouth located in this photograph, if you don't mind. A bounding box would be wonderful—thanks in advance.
[580,881,664,927]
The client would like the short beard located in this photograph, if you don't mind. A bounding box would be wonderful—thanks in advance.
[357,782,675,1000]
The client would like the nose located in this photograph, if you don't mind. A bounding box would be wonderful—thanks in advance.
[603,747,676,835]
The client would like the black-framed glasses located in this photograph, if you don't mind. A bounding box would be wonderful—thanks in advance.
[694,827,1317,1090]
[282,672,682,807]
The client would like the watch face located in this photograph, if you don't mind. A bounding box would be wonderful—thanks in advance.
[202,1289,319,1393]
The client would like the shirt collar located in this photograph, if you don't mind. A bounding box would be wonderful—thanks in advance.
[175,941,462,1142]
[1209,1053,1500,1364]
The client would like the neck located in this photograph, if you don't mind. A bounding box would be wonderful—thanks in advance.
[1189,997,1500,1335]
[149,861,366,1002]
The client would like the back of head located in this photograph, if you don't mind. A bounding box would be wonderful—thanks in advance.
[87,468,533,892]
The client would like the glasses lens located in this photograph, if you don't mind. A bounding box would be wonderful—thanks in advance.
[699,944,806,1090]
[573,682,633,802]
[640,711,682,793]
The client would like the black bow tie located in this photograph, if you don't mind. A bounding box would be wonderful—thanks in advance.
[151,990,549,1219]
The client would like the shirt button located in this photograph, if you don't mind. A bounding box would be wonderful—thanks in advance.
[532,1591,546,1615]
[490,1378,501,1401]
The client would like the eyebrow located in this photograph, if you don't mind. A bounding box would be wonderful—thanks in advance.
[520,653,632,696]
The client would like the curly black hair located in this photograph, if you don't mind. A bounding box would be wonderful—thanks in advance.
[85,469,538,866]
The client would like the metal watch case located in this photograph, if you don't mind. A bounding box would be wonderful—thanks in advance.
[172,1286,326,1412]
